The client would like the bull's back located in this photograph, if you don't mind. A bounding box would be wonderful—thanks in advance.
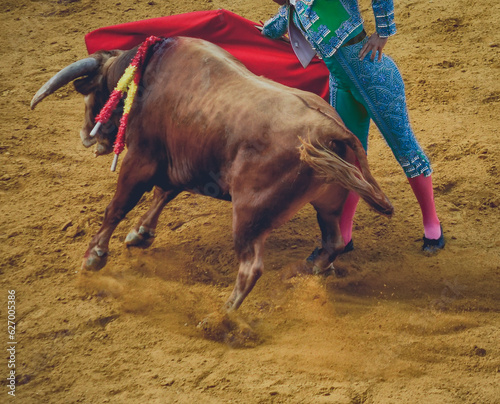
[143,36,330,140]
[138,37,345,189]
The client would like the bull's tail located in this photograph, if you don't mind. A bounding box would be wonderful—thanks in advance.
[299,136,394,216]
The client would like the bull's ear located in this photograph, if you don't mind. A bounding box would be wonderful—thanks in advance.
[73,75,102,95]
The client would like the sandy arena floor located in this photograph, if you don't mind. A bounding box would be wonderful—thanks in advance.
[1,0,499,402]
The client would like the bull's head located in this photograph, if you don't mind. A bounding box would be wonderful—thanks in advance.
[31,50,124,156]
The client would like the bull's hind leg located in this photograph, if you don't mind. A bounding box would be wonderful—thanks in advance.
[83,154,158,271]
[308,185,349,274]
[125,187,179,247]
[197,205,269,345]
[225,234,267,311]
[223,192,288,311]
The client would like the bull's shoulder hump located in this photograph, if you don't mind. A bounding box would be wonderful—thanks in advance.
[175,36,240,62]
[160,37,326,101]
[175,36,268,81]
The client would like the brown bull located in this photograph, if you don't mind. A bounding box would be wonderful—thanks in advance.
[31,36,393,311]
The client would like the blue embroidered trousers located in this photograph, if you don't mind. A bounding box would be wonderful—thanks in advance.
[325,37,432,178]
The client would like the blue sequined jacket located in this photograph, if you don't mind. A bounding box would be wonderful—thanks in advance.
[262,0,397,58]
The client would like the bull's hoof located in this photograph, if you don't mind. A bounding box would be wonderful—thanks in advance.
[305,247,337,275]
[82,248,108,271]
[125,226,155,248]
[197,311,259,348]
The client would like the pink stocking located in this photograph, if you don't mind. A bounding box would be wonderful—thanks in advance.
[339,158,362,246]
[407,174,441,239]
[339,191,360,245]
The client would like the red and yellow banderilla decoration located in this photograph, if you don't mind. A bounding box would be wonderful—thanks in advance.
[89,36,163,172]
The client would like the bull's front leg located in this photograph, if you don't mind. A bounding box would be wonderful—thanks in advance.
[125,186,179,248]
[83,154,157,270]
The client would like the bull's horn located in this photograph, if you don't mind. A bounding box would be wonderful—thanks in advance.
[30,57,99,110]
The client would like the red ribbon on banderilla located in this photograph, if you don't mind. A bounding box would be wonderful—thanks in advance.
[89,36,163,172]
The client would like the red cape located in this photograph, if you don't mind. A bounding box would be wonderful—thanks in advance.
[85,9,330,101]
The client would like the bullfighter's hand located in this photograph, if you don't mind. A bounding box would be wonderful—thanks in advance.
[358,33,388,62]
